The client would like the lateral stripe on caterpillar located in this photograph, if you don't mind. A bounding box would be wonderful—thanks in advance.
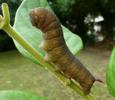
[29,8,101,95]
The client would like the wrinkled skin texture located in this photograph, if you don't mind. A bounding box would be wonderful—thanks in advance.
[29,8,96,95]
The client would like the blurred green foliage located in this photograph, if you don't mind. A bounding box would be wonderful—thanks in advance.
[48,0,115,44]
[0,0,115,51]
[0,0,22,52]
[106,47,115,97]
[0,90,49,100]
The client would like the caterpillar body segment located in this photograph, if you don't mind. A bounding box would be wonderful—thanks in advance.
[29,8,98,95]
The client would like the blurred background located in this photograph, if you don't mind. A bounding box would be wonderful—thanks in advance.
[0,0,115,100]
[0,0,115,52]
[0,0,22,52]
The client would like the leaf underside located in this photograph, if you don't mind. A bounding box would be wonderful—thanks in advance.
[13,0,83,64]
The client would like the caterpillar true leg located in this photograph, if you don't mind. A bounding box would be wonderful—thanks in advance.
[44,54,50,61]
[39,41,45,49]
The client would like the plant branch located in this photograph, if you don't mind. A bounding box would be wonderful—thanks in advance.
[2,3,10,25]
[0,3,96,100]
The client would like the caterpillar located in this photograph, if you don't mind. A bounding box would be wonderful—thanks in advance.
[29,8,102,95]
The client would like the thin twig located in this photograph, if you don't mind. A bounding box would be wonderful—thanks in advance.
[0,3,96,100]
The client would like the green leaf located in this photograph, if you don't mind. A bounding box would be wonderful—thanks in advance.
[106,47,115,97]
[13,0,83,64]
[0,90,49,100]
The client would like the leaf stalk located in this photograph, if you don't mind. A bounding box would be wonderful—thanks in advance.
[0,3,96,100]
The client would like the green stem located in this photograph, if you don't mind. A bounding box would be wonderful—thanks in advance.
[0,3,96,100]
[2,3,10,26]
[4,25,96,100]
[3,25,52,69]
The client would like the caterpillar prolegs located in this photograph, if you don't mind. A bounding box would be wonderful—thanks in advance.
[29,8,101,95]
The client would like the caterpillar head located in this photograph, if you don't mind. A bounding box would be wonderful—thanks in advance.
[29,8,57,32]
[29,8,46,28]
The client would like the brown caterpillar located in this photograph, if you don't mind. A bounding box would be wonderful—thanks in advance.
[29,8,102,95]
